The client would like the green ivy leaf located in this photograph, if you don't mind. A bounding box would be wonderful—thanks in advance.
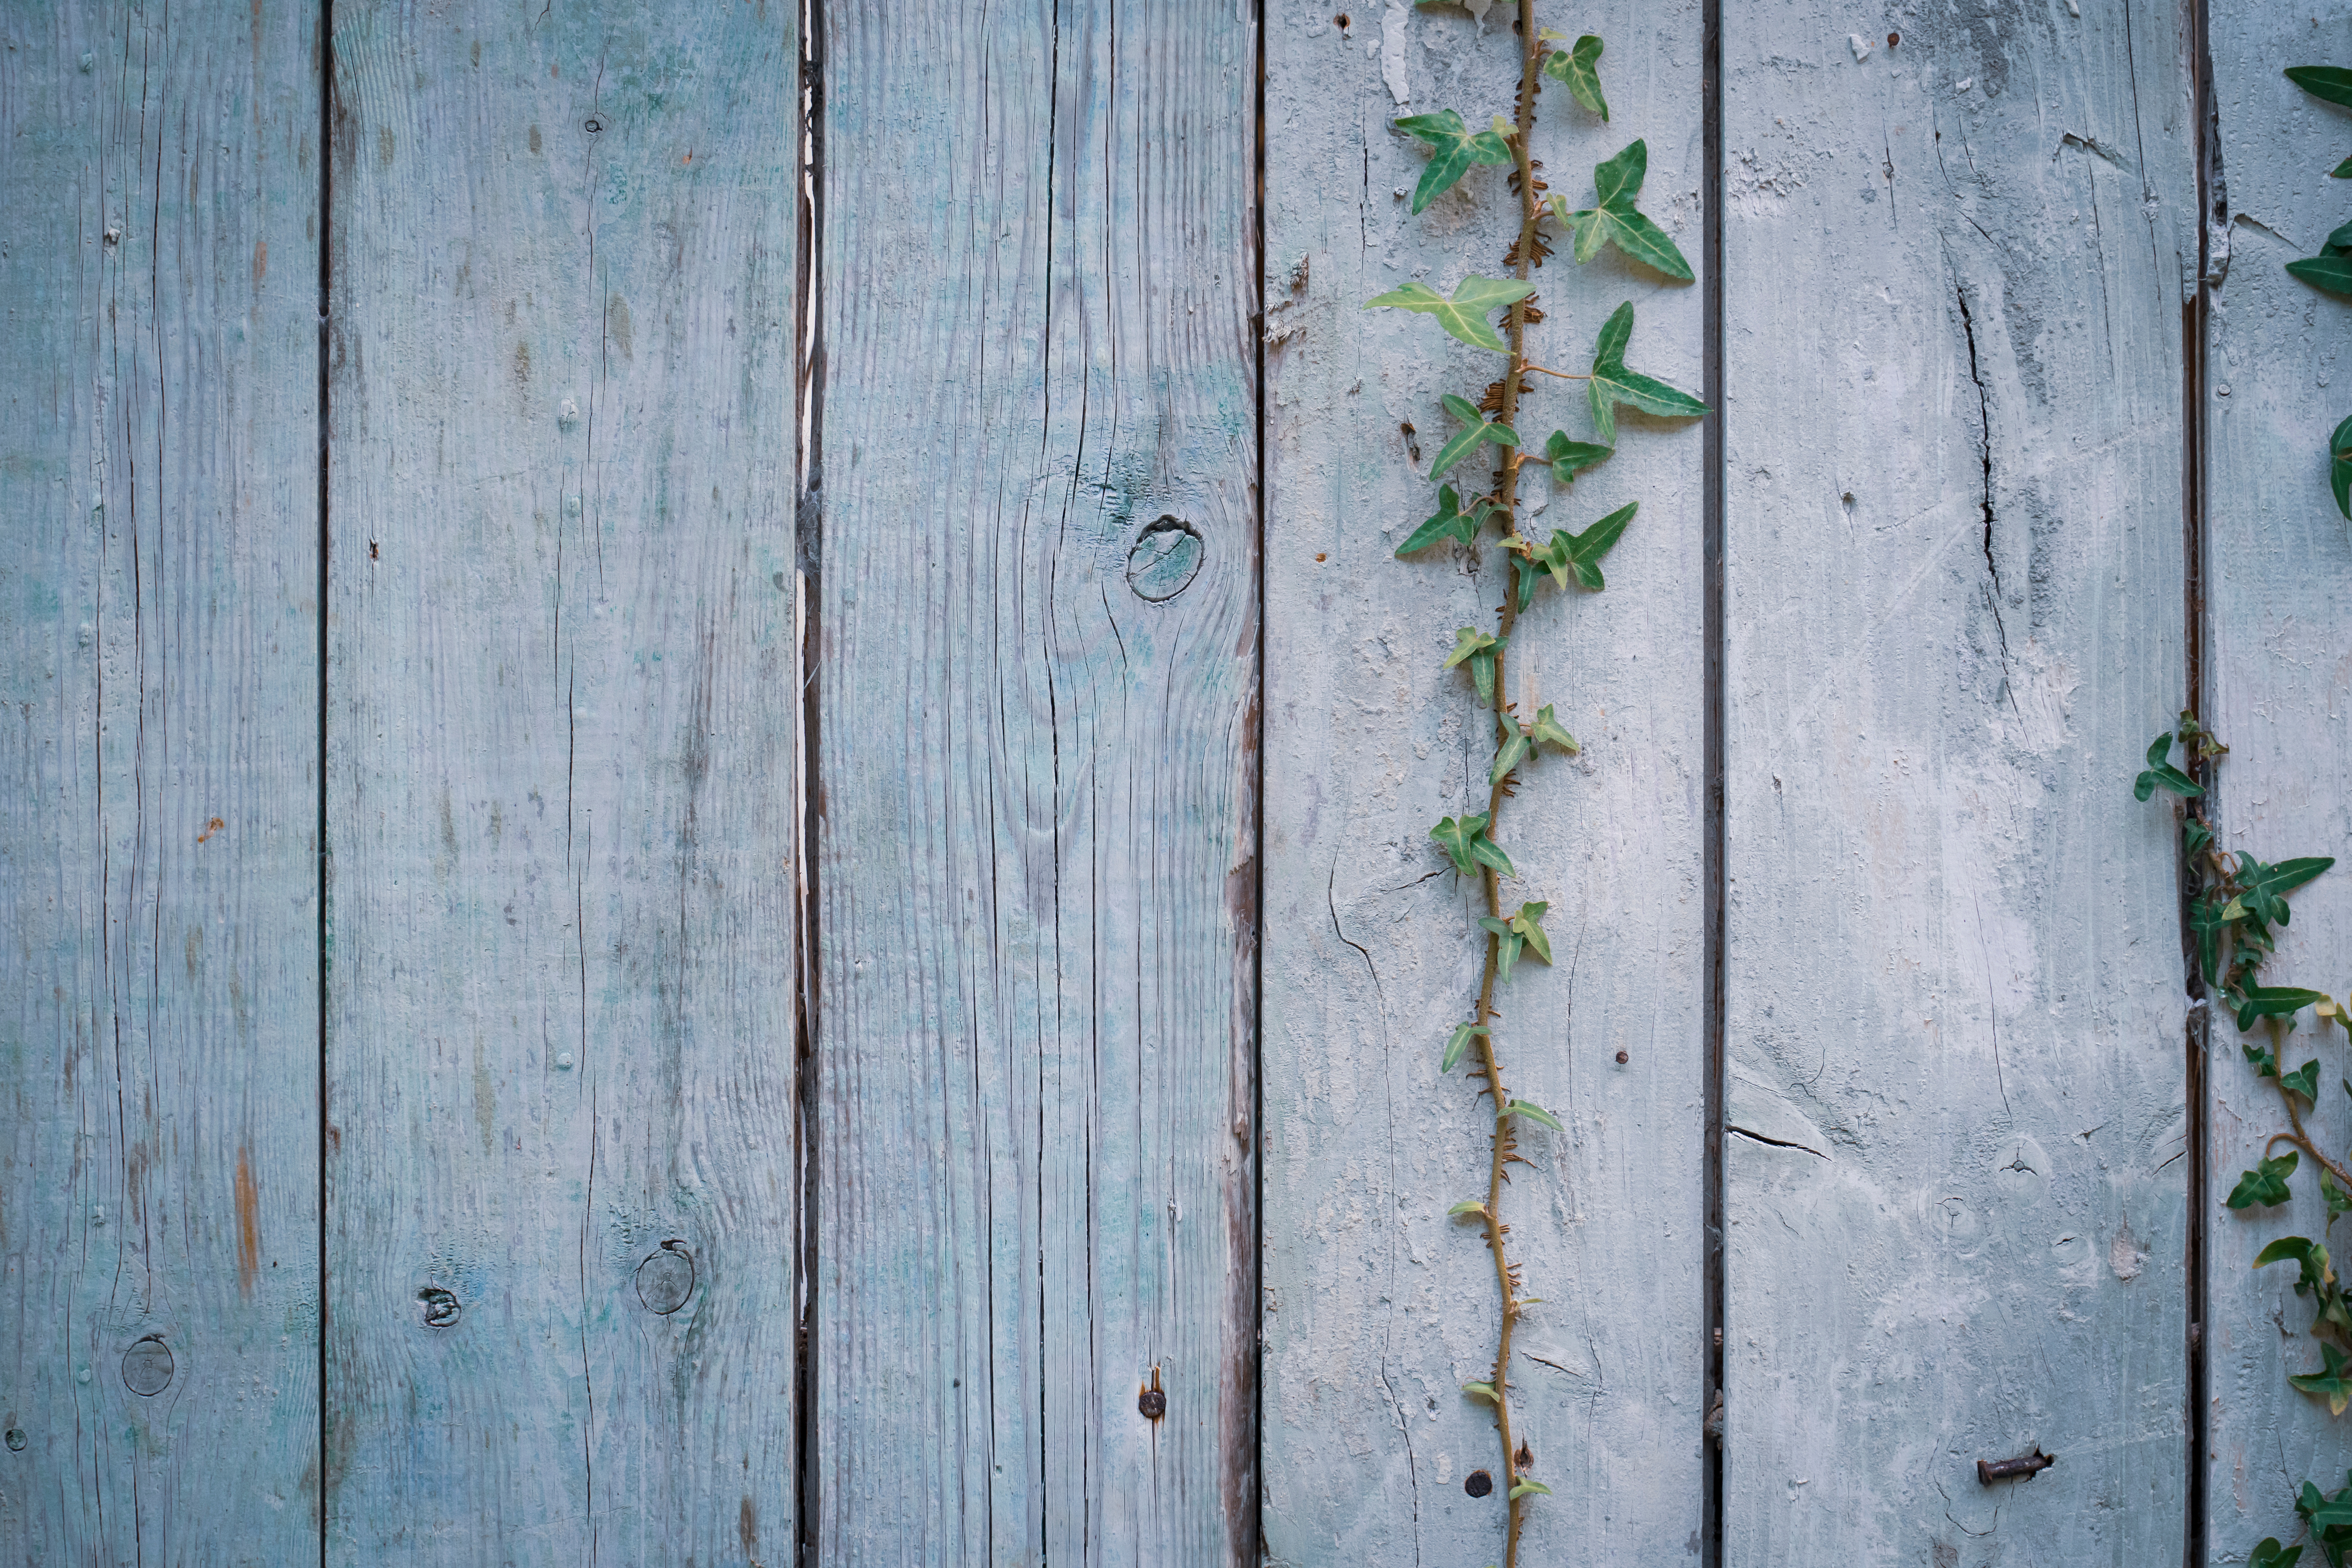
[2244,1033,2283,1081]
[2133,731,2203,801]
[2185,817,2214,858]
[2285,1060,2325,1103]
[2256,1234,2332,1299]
[2290,1341,2352,1417]
[1543,501,1639,592]
[1511,900,1553,965]
[1461,1380,1500,1403]
[1443,1022,1489,1074]
[1480,901,1552,982]
[1447,1198,1489,1217]
[2332,414,2352,521]
[2335,157,2352,178]
[1586,301,1706,445]
[2288,252,2352,295]
[1394,109,1515,214]
[1490,727,1531,785]
[1543,430,1614,484]
[1367,275,1538,353]
[1510,550,1546,612]
[1528,704,1579,753]
[1444,625,1508,705]
[2238,854,2336,929]
[2324,1167,2352,1218]
[2230,1151,2299,1209]
[2237,986,2332,1033]
[1551,141,1693,281]
[1508,1478,1554,1500]
[1431,813,1516,879]
[2250,1537,2305,1568]
[1431,392,1521,479]
[1397,485,1494,556]
[1541,33,1608,120]
[2189,893,2235,988]
[1506,1098,1564,1131]
[2288,65,2352,109]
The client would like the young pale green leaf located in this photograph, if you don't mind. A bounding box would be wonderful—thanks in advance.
[2289,252,2352,295]
[1442,1022,1489,1074]
[1550,142,1694,281]
[2133,730,2203,801]
[1394,110,1515,214]
[2230,1150,2299,1209]
[2285,1059,2324,1103]
[1490,728,1531,785]
[1478,914,1527,981]
[1506,1098,1564,1131]
[1508,1479,1554,1500]
[1550,501,1638,592]
[1443,625,1502,671]
[2332,414,2352,521]
[1510,901,1553,966]
[1543,430,1614,483]
[1469,828,1517,879]
[1447,1198,1489,1218]
[1366,275,1538,353]
[1541,33,1608,120]
[1431,813,1489,876]
[2290,1341,2352,1416]
[1397,486,1492,555]
[1461,1381,1500,1404]
[1586,301,1707,445]
[2288,65,2352,108]
[1526,704,1578,753]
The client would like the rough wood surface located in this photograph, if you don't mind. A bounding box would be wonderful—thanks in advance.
[0,4,323,1561]
[1261,4,1710,1561]
[1720,3,2194,1560]
[324,5,798,1561]
[810,2,1258,1561]
[2204,4,2352,1552]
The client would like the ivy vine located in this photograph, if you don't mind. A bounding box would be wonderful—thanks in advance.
[1368,5,1702,1563]
[2281,63,2352,516]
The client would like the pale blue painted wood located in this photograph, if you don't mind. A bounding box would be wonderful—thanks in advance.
[1260,2,1711,1563]
[2205,5,2352,1553]
[324,5,798,1562]
[0,1,323,1560]
[1722,2,2194,1561]
[813,2,1258,1561]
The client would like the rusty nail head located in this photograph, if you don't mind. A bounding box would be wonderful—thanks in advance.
[1138,1364,1166,1421]
[1615,1050,1629,1064]
[1464,1469,1493,1497]
[1977,1448,2054,1484]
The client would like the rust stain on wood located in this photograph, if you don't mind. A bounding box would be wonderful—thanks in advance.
[235,1144,261,1296]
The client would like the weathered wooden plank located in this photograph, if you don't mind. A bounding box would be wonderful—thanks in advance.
[0,2,323,1561]
[2203,5,2352,1552]
[811,2,1258,1561]
[1261,4,1709,1561]
[1721,3,2194,1560]
[324,6,797,1561]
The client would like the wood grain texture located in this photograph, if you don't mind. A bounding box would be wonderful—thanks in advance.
[1261,4,1709,1561]
[0,3,323,1561]
[1721,2,2194,1561]
[2204,4,2352,1552]
[811,2,1257,1561]
[324,5,797,1561]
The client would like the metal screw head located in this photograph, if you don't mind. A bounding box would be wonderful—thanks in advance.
[1464,1469,1494,1498]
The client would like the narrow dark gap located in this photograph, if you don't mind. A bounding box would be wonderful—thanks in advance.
[2183,0,2217,1559]
[1700,0,1726,1559]
[314,3,333,1563]
[792,1,826,1564]
[1248,0,1269,1558]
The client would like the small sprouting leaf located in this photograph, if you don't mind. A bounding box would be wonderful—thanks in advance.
[1506,1098,1564,1131]
[1444,625,1507,705]
[1394,109,1515,214]
[1511,901,1553,966]
[2236,986,2331,1033]
[1367,275,1539,353]
[1397,486,1494,555]
[1481,901,1551,982]
[1447,1198,1489,1218]
[2289,251,2352,295]
[2323,1167,2352,1218]
[1478,915,1523,979]
[2230,1150,2299,1209]
[2133,731,2203,801]
[1551,141,1693,281]
[2290,1341,2352,1417]
[1529,704,1579,753]
[1509,1478,1554,1500]
[2243,1033,2282,1080]
[1461,1380,1500,1403]
[1443,1022,1489,1073]
[1586,301,1706,445]
[2288,65,2352,109]
[1490,728,1531,785]
[2185,817,2214,857]
[1542,33,1608,120]
[2285,1060,2324,1103]
[2249,1537,2303,1568]
[1430,393,1521,479]
[1543,430,1614,483]
[2333,414,2352,521]
[1542,501,1639,592]
[1431,813,1515,879]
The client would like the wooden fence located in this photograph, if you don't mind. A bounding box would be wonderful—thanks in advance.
[0,0,2344,1562]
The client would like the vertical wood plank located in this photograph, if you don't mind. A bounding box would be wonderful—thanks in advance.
[812,2,1258,1561]
[2204,3,2352,1550]
[325,6,797,1561]
[1721,2,2194,1560]
[1261,4,1709,1562]
[0,2,323,1560]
